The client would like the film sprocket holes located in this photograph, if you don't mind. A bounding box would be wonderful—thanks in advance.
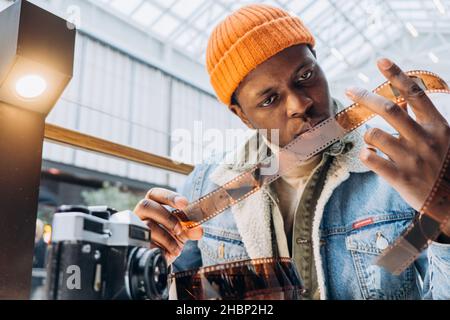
[46,205,168,300]
[44,72,449,301]
[169,257,306,300]
[171,71,450,275]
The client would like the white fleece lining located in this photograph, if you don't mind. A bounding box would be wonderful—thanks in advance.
[311,162,350,299]
[311,129,369,299]
[209,133,275,259]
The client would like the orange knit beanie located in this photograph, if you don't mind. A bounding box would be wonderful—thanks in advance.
[206,4,316,106]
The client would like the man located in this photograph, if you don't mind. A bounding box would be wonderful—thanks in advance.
[134,4,450,299]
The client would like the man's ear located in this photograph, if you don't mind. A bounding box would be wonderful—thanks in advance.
[228,104,254,129]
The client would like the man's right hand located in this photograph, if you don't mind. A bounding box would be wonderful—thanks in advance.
[134,188,203,265]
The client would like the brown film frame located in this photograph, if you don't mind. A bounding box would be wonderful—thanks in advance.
[173,71,450,231]
[376,148,450,275]
[169,257,305,300]
[171,71,449,278]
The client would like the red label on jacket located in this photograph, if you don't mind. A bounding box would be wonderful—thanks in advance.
[352,218,374,230]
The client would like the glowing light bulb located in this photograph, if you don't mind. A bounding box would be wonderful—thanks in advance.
[15,75,47,99]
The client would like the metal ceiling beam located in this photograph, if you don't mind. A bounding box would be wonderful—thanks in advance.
[183,0,238,57]
[85,0,450,77]
[327,0,381,56]
[166,0,213,43]
[148,0,179,28]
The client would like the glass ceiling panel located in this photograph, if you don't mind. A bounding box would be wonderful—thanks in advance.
[152,14,180,37]
[171,0,205,18]
[132,2,162,26]
[110,0,143,15]
[88,0,450,79]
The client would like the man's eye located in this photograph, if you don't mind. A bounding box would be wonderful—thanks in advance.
[297,70,313,82]
[261,95,278,107]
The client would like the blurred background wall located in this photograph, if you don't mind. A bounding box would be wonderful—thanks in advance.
[1,0,448,215]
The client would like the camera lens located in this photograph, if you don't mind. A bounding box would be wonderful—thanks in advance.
[127,247,168,300]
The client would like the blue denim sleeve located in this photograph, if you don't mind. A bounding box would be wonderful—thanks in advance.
[171,164,204,273]
[418,242,450,299]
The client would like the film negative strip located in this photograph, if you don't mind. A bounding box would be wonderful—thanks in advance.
[376,147,450,275]
[169,257,305,300]
[173,71,450,229]
[171,71,450,275]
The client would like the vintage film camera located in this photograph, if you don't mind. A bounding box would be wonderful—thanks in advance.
[46,205,168,300]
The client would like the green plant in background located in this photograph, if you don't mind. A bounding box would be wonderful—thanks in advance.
[37,205,56,225]
[81,182,145,212]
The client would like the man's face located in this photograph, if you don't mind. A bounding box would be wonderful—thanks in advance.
[231,44,333,147]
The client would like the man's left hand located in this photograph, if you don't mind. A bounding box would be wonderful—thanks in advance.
[345,58,450,220]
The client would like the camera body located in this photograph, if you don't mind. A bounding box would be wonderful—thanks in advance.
[46,205,168,300]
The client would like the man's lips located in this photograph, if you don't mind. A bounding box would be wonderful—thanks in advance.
[293,118,329,139]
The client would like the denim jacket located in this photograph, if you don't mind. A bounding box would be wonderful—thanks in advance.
[172,125,450,300]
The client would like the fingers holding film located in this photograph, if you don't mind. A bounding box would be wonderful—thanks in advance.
[150,224,203,262]
[145,188,205,240]
[346,87,425,141]
[376,58,444,124]
[146,187,189,210]
[182,225,204,241]
[146,220,182,257]
[135,198,183,236]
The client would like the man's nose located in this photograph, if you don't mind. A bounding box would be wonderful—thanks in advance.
[285,93,313,118]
